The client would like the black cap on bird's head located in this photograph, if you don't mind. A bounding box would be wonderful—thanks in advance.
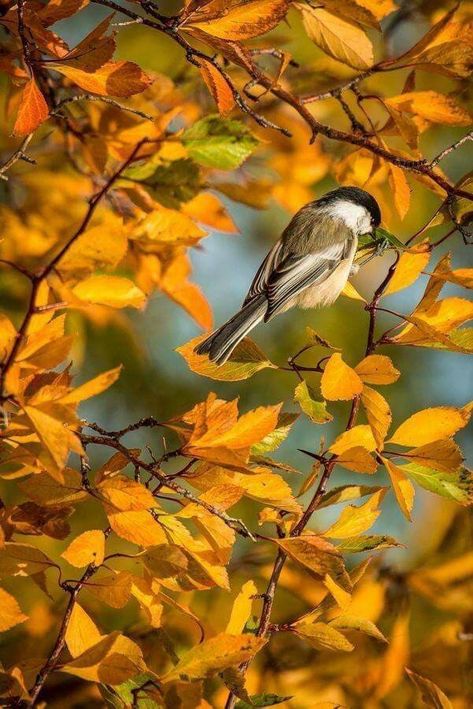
[319,186,382,228]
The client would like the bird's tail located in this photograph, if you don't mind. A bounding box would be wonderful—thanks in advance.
[195,296,266,365]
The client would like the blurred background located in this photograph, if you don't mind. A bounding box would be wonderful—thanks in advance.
[0,1,472,704]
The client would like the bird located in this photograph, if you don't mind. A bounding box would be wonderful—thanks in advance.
[195,186,381,365]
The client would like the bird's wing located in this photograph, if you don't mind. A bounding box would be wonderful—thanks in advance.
[264,240,352,320]
[242,239,284,305]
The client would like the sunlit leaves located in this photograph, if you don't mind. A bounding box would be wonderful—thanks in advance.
[65,604,102,658]
[177,336,275,381]
[294,621,354,652]
[276,535,349,584]
[296,4,374,69]
[61,631,146,684]
[355,354,400,385]
[323,490,386,538]
[226,580,257,635]
[198,59,236,115]
[182,116,259,170]
[384,244,431,295]
[383,458,415,521]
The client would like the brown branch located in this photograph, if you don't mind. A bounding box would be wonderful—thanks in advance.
[51,94,154,122]
[0,134,34,180]
[79,432,257,540]
[25,531,111,707]
[430,130,473,168]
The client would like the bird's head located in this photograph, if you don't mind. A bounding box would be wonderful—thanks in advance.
[319,186,381,237]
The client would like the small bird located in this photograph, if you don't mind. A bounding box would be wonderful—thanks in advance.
[195,186,381,365]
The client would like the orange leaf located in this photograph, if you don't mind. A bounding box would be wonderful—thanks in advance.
[384,243,431,295]
[198,58,235,115]
[388,405,471,447]
[361,385,392,448]
[13,78,49,136]
[321,353,363,401]
[186,0,290,41]
[50,60,153,97]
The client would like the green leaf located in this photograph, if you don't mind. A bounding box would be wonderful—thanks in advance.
[124,158,201,208]
[374,226,408,251]
[235,694,293,708]
[100,673,157,709]
[183,116,259,170]
[318,484,386,509]
[402,462,473,505]
[294,380,333,424]
[252,413,299,454]
[336,535,401,553]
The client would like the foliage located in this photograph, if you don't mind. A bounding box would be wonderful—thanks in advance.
[0,0,472,707]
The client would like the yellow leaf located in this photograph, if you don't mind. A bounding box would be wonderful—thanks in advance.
[162,633,266,682]
[61,632,145,684]
[388,406,471,447]
[336,446,378,474]
[384,244,431,295]
[61,530,105,568]
[186,0,290,40]
[329,614,387,642]
[160,253,212,330]
[323,490,385,538]
[361,385,392,448]
[355,0,395,21]
[388,164,411,220]
[323,573,351,610]
[59,366,121,404]
[393,297,473,346]
[294,622,353,652]
[342,280,366,301]
[65,604,102,658]
[130,576,164,628]
[183,192,237,233]
[107,510,167,548]
[142,544,188,579]
[84,571,133,609]
[330,425,377,455]
[406,669,452,709]
[177,335,275,381]
[375,611,410,698]
[72,275,146,309]
[405,439,463,473]
[297,4,374,69]
[98,477,157,511]
[189,403,282,449]
[0,587,27,632]
[321,353,363,401]
[24,405,83,472]
[226,580,257,635]
[57,219,128,274]
[276,535,349,584]
[387,91,472,126]
[383,458,415,521]
[50,60,153,97]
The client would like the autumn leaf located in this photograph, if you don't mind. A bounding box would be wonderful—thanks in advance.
[197,58,236,115]
[383,457,415,521]
[297,4,374,70]
[0,587,28,632]
[61,631,146,684]
[276,535,350,585]
[72,275,146,309]
[329,425,377,455]
[321,353,363,401]
[226,580,257,635]
[178,335,275,381]
[182,116,259,170]
[323,490,386,538]
[65,603,102,658]
[50,60,153,97]
[384,243,431,295]
[361,386,392,448]
[61,530,106,567]
[184,0,290,40]
[354,354,400,385]
[294,621,354,652]
[406,668,453,709]
[162,633,266,682]
[388,405,471,447]
[387,91,472,126]
[13,79,49,136]
[294,380,333,423]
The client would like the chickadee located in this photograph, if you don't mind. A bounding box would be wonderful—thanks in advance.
[195,186,381,365]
